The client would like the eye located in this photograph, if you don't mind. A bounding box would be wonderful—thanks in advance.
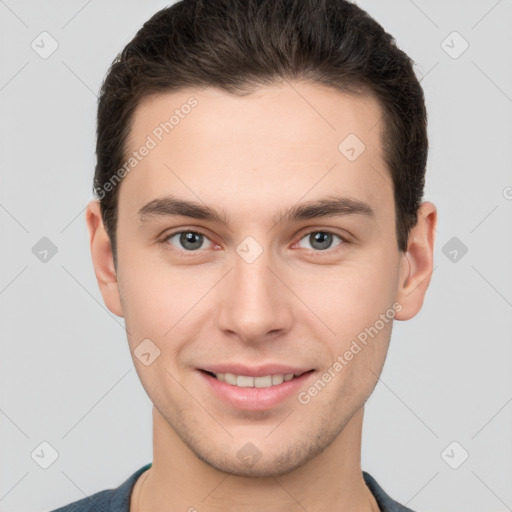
[296,231,346,251]
[164,230,214,251]
[161,229,347,254]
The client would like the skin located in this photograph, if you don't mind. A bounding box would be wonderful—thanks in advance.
[86,81,437,511]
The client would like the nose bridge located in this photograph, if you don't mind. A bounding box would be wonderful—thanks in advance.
[234,248,273,301]
[217,240,292,341]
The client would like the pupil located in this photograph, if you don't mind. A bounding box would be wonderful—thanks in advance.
[311,232,332,250]
[181,232,202,250]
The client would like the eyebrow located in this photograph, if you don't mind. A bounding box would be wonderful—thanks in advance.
[137,194,375,226]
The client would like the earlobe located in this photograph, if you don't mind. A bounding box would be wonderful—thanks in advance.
[394,201,437,321]
[85,200,124,318]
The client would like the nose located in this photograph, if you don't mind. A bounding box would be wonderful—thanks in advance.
[216,245,294,344]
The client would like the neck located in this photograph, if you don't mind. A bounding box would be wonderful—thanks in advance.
[132,406,379,512]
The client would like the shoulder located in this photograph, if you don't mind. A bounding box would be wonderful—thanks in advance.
[362,471,417,512]
[49,488,114,512]
[49,463,152,512]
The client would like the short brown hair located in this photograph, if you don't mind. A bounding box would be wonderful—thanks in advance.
[94,0,427,265]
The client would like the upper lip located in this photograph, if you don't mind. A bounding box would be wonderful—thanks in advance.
[199,364,313,377]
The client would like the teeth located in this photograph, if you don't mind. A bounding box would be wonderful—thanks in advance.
[224,373,237,385]
[271,374,283,385]
[236,375,254,387]
[212,372,299,388]
[254,375,272,388]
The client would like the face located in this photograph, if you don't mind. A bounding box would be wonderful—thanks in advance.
[88,82,431,477]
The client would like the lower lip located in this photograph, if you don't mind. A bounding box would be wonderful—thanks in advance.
[198,370,315,411]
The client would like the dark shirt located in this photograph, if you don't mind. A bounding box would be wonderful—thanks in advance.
[49,463,415,511]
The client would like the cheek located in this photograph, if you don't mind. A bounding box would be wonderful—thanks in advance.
[293,255,399,343]
[116,248,218,352]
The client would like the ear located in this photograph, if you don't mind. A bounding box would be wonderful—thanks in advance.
[395,201,437,320]
[85,200,124,317]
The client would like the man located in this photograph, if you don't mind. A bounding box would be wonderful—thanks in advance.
[52,0,436,510]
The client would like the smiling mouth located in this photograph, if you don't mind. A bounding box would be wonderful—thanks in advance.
[201,369,313,388]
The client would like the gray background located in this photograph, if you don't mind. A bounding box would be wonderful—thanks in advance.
[1,1,511,511]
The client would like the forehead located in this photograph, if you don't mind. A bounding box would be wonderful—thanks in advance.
[119,82,390,223]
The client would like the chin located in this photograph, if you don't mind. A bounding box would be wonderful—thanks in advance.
[192,428,336,478]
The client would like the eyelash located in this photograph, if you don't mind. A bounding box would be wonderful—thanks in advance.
[160,229,349,255]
